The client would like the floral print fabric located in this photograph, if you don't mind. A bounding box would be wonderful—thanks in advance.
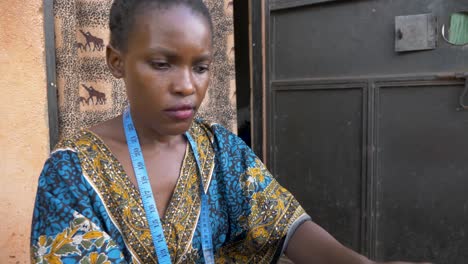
[31,121,309,263]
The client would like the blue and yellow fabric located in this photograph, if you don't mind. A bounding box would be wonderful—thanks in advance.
[31,121,309,263]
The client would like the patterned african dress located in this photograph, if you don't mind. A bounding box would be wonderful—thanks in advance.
[31,121,310,264]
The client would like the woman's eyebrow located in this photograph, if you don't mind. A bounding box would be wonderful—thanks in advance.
[147,46,178,57]
[147,46,212,62]
[194,53,213,62]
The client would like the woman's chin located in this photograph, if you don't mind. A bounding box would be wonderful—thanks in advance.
[160,120,194,136]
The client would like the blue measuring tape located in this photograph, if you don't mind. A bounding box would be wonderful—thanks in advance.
[184,133,215,264]
[123,107,214,264]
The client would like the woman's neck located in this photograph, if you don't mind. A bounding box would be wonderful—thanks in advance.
[130,116,186,149]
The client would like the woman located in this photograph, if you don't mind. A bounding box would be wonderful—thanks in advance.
[31,0,430,263]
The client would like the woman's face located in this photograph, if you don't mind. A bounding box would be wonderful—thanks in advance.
[111,5,213,136]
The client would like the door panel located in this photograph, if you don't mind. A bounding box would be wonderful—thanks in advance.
[375,82,468,263]
[272,83,367,251]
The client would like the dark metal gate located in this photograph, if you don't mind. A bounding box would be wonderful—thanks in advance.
[262,0,468,263]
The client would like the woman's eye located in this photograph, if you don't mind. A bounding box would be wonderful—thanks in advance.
[194,65,209,74]
[150,61,170,70]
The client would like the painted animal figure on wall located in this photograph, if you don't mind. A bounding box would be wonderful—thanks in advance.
[74,41,86,52]
[96,92,106,105]
[79,30,105,52]
[79,96,90,106]
[82,84,107,105]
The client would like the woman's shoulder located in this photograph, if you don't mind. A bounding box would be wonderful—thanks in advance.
[41,127,120,190]
[191,119,238,141]
[192,119,252,155]
[52,129,100,153]
[53,116,123,154]
[37,133,89,190]
[42,130,94,176]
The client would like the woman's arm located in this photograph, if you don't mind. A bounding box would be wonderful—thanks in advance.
[285,221,431,264]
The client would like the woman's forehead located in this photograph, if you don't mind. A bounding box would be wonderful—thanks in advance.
[134,5,211,37]
[129,5,212,52]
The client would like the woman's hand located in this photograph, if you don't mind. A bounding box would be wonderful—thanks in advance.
[285,221,432,264]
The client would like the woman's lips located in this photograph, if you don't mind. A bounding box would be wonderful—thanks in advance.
[164,106,195,120]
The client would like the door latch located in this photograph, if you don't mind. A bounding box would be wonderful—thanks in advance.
[457,73,468,111]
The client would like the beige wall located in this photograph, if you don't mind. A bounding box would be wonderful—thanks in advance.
[0,0,49,262]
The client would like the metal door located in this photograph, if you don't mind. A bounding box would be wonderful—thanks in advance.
[262,0,468,262]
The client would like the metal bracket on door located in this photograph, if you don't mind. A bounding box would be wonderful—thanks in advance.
[457,73,468,111]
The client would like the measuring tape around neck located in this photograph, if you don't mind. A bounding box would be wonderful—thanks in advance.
[184,133,215,264]
[123,107,214,263]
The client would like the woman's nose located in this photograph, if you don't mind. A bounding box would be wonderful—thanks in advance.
[172,68,195,96]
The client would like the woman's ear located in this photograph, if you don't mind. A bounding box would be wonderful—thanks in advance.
[106,45,124,78]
